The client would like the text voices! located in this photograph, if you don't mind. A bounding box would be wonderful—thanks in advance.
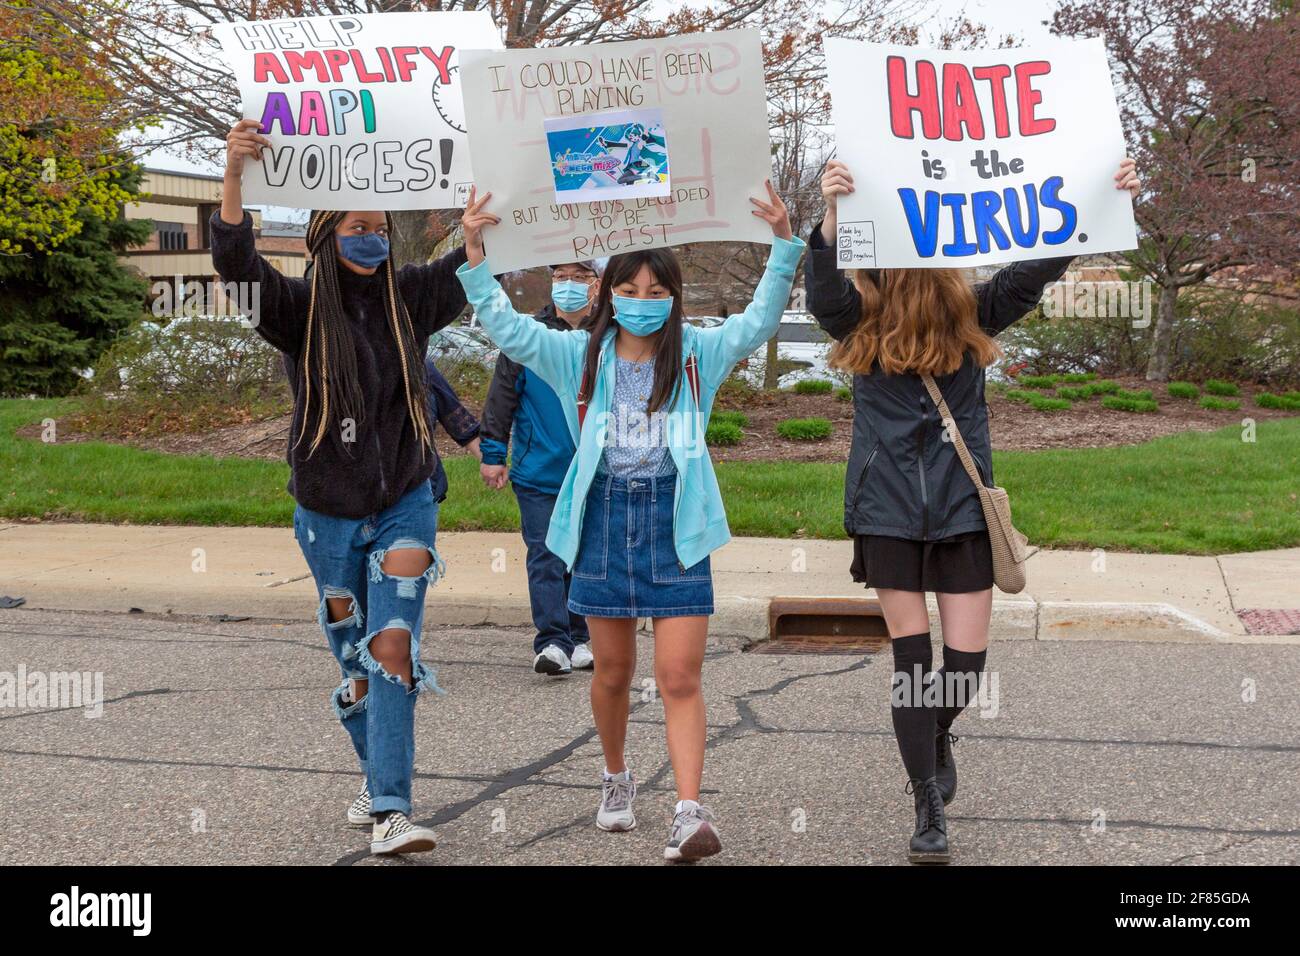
[50,887,151,936]
[887,56,1079,257]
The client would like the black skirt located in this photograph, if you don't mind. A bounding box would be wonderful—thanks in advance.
[850,531,993,594]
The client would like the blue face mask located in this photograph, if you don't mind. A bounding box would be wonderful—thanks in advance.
[612,294,673,336]
[337,232,390,269]
[551,279,593,313]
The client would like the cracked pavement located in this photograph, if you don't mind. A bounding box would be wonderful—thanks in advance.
[0,607,1297,865]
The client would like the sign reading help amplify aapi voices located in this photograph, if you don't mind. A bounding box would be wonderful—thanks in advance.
[212,12,502,210]
[825,37,1137,269]
[460,30,773,273]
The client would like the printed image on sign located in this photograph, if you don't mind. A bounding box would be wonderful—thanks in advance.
[211,11,502,210]
[825,37,1137,269]
[545,108,671,204]
[459,30,772,274]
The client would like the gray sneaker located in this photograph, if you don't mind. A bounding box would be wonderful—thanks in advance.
[664,804,722,862]
[596,771,637,831]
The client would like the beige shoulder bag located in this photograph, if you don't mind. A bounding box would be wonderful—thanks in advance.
[920,375,1032,594]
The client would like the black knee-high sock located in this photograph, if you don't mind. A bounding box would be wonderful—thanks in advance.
[890,633,935,782]
[935,646,987,730]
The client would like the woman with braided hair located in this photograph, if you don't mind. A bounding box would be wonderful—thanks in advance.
[212,119,470,856]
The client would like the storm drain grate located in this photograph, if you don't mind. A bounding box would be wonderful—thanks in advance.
[749,597,891,655]
[1237,608,1300,636]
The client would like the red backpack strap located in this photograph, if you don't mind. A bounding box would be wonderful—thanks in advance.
[577,364,591,430]
[685,352,700,406]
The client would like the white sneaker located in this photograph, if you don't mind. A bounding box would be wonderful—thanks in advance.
[664,803,722,862]
[533,644,572,676]
[370,811,437,855]
[570,643,594,670]
[596,770,637,832]
[346,780,372,826]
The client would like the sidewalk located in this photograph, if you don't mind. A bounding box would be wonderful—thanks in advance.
[2,522,1296,644]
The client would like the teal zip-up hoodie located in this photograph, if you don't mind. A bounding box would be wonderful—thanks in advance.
[456,236,806,571]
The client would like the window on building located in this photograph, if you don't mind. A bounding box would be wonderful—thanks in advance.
[155,221,188,251]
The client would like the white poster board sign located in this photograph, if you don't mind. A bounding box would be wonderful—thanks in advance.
[460,29,773,273]
[212,11,502,210]
[825,37,1136,268]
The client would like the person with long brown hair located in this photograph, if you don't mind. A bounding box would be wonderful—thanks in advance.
[457,184,804,862]
[807,157,1140,864]
[212,119,472,856]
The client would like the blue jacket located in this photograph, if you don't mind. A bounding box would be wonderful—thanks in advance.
[479,304,578,495]
[456,236,806,570]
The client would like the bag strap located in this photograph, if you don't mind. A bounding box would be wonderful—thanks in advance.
[578,352,700,430]
[920,374,986,492]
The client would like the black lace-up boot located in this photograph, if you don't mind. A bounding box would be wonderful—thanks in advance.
[906,776,950,864]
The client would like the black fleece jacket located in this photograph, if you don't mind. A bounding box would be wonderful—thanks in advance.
[210,211,469,518]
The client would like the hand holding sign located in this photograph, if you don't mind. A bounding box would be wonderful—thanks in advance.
[462,186,501,267]
[224,119,271,178]
[749,179,793,241]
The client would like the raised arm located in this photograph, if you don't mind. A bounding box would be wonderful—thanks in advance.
[803,160,865,342]
[214,120,310,354]
[694,182,805,388]
[977,159,1141,335]
[398,241,471,338]
[456,188,586,396]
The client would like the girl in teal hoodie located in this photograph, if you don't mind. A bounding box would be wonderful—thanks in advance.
[458,183,804,862]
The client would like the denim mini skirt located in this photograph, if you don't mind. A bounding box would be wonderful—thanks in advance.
[567,472,714,619]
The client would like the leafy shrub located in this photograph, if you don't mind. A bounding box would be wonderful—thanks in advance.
[705,421,743,446]
[1086,380,1122,396]
[1204,379,1240,397]
[793,379,834,395]
[1101,395,1159,413]
[1115,388,1154,401]
[777,417,833,440]
[1015,374,1059,389]
[1254,393,1300,410]
[710,410,749,429]
[1199,396,1240,410]
[1058,372,1098,383]
[1004,389,1035,403]
[1167,381,1200,399]
[1055,385,1093,401]
[1027,395,1071,412]
[834,387,853,402]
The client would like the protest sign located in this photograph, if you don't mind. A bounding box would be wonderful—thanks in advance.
[825,37,1137,268]
[460,30,772,273]
[212,11,502,210]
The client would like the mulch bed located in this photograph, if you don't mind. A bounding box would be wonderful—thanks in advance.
[20,377,1297,463]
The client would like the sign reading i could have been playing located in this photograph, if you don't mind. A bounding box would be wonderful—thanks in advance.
[211,11,502,210]
[824,37,1138,269]
[459,29,773,274]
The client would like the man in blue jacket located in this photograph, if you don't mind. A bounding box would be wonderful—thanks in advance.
[479,261,601,676]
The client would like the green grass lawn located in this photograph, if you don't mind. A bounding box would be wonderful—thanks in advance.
[2,399,1297,554]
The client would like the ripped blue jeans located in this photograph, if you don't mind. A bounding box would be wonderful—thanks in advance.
[293,481,445,817]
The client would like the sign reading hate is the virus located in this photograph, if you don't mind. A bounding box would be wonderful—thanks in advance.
[825,37,1137,268]
[212,11,501,210]
[460,30,773,273]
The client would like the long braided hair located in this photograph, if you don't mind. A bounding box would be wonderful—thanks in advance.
[296,210,434,459]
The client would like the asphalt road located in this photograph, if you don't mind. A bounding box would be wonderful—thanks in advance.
[1,607,1296,866]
